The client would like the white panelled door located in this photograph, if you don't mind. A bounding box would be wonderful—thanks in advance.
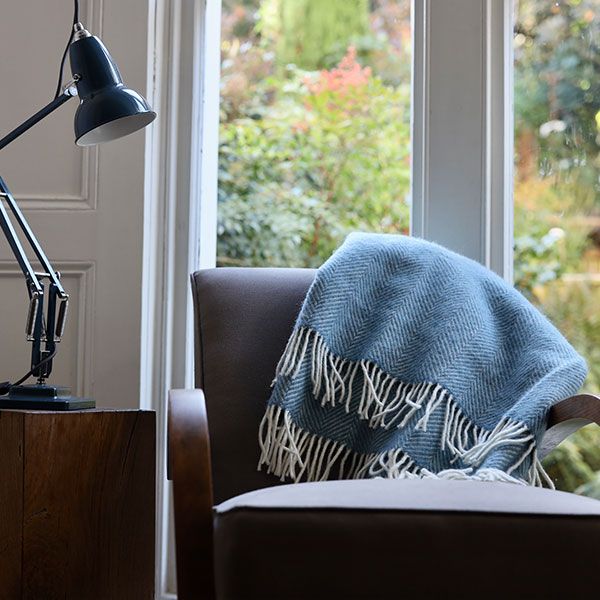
[0,0,151,408]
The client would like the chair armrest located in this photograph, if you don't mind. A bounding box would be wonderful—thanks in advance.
[548,394,600,427]
[168,389,215,600]
[539,394,600,459]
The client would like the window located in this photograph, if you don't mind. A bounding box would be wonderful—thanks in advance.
[155,3,600,593]
[217,0,412,267]
[514,0,600,498]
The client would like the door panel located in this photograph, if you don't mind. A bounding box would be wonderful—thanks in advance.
[0,0,149,408]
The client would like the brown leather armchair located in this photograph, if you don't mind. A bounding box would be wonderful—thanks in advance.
[168,268,600,600]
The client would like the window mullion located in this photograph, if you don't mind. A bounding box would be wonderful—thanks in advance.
[411,0,513,280]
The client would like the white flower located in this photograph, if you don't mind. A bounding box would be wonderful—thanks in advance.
[539,120,567,138]
[542,227,566,246]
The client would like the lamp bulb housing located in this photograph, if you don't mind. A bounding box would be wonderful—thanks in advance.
[69,27,156,146]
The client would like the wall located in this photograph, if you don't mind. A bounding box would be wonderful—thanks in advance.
[0,0,151,409]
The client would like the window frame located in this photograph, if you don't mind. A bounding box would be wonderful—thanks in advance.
[412,0,513,280]
[142,1,221,597]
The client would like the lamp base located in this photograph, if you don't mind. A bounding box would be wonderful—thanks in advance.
[0,384,95,411]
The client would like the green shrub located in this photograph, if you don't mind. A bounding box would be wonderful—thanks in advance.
[543,425,600,493]
[217,47,411,267]
[576,471,600,500]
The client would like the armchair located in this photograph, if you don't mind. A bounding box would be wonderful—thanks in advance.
[169,268,600,600]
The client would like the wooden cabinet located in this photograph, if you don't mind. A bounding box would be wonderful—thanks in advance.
[0,409,155,600]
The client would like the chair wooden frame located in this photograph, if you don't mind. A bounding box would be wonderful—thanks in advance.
[167,388,600,600]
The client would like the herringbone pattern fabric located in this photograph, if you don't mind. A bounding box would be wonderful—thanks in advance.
[258,233,587,486]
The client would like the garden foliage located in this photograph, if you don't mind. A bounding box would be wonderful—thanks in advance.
[218,46,410,267]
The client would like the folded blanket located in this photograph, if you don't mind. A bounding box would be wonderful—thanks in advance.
[258,233,587,487]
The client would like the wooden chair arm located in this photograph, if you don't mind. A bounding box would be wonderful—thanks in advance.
[539,394,600,459]
[168,389,215,600]
[548,394,600,427]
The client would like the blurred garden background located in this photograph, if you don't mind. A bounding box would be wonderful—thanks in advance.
[217,0,600,496]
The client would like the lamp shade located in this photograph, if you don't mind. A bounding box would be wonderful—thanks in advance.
[69,28,156,146]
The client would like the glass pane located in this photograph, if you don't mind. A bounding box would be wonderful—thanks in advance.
[218,0,412,267]
[514,0,600,497]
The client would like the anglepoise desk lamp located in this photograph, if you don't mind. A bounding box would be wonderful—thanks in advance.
[0,7,155,410]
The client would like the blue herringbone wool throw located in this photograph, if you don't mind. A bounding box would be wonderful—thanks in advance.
[258,233,588,486]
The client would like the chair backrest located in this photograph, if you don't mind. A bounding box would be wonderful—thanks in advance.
[191,267,316,504]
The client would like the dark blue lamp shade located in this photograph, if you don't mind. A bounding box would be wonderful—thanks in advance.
[69,30,156,146]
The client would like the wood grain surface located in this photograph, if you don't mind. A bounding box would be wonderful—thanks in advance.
[0,409,155,600]
[0,412,24,599]
[169,389,215,600]
[549,393,600,427]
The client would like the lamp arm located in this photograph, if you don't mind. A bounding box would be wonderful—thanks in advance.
[0,88,75,151]
[0,88,77,382]
[0,85,77,306]
[0,178,70,385]
[0,184,42,298]
[0,177,67,301]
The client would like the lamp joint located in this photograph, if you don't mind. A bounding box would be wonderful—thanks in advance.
[62,75,80,97]
[73,22,91,40]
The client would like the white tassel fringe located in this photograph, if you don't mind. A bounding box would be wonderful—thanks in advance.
[258,404,421,483]
[263,327,553,488]
[258,405,553,488]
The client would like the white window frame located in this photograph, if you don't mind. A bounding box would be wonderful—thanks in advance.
[412,0,513,279]
[143,1,514,597]
[142,1,220,598]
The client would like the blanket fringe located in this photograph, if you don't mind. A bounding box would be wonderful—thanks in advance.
[276,327,464,434]
[258,405,552,487]
[259,404,421,482]
[274,327,521,463]
[267,327,554,488]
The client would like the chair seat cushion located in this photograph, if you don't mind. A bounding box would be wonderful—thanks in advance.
[214,479,600,600]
